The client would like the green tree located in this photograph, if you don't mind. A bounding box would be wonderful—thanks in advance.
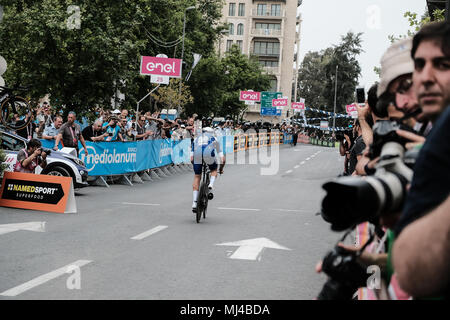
[185,45,271,119]
[0,0,225,117]
[219,45,271,120]
[296,32,363,126]
[151,78,193,112]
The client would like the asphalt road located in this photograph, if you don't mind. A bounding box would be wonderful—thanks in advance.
[0,143,345,300]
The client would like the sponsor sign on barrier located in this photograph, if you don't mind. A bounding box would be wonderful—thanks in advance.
[0,172,76,213]
[76,139,184,176]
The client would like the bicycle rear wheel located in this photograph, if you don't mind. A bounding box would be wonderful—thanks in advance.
[197,183,206,223]
[1,96,32,130]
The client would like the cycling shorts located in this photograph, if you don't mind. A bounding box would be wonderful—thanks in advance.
[193,162,218,175]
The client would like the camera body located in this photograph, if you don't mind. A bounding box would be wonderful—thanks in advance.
[317,245,368,300]
[320,120,415,231]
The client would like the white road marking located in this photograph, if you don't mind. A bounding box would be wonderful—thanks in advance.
[272,209,308,213]
[216,238,291,261]
[306,158,311,161]
[300,161,305,165]
[0,222,46,236]
[285,170,293,174]
[217,207,261,211]
[120,202,160,206]
[294,165,300,169]
[131,225,168,240]
[0,260,92,297]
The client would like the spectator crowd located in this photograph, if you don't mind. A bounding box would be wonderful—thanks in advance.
[317,21,449,300]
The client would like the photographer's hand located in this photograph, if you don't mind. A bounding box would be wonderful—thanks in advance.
[396,129,426,150]
[356,101,370,120]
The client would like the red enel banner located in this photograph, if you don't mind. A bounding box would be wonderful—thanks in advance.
[292,102,305,110]
[272,98,288,107]
[346,103,357,114]
[140,56,182,78]
[239,91,261,102]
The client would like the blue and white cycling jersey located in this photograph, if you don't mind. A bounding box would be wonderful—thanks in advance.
[191,130,223,165]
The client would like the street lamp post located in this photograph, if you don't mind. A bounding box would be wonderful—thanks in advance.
[178,6,196,114]
[332,65,338,132]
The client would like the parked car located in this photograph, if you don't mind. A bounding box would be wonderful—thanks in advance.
[0,128,88,188]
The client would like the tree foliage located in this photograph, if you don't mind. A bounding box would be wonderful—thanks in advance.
[296,32,363,125]
[186,45,271,119]
[151,78,193,111]
[0,0,226,117]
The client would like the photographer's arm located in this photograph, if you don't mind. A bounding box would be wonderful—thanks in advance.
[393,196,450,297]
[357,102,373,146]
[21,149,39,168]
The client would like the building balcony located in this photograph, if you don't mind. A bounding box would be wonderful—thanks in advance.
[251,9,286,19]
[251,28,282,37]
[253,51,280,58]
[246,104,261,113]
[263,66,280,74]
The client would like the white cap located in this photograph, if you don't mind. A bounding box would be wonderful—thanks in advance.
[112,109,121,114]
[377,38,414,97]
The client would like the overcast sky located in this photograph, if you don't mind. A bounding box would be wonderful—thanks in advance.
[296,0,427,91]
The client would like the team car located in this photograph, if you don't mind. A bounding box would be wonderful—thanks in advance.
[0,128,89,188]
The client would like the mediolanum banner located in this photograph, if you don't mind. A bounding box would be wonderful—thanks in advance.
[77,139,188,176]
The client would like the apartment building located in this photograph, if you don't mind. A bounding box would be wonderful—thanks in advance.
[218,0,303,122]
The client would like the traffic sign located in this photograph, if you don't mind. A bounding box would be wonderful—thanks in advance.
[261,91,282,117]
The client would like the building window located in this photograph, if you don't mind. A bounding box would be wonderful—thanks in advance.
[254,41,280,56]
[259,60,279,67]
[237,23,244,35]
[271,4,281,16]
[229,3,236,16]
[255,23,281,30]
[257,4,267,16]
[237,40,243,52]
[238,3,245,16]
[226,40,233,52]
[229,23,234,35]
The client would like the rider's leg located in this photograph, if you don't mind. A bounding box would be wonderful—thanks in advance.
[208,162,219,190]
[192,174,201,208]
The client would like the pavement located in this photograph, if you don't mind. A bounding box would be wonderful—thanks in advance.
[0,143,346,300]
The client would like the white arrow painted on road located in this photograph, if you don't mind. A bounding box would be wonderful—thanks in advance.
[0,222,46,236]
[216,238,291,261]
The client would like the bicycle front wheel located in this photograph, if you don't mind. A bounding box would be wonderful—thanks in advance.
[1,96,32,130]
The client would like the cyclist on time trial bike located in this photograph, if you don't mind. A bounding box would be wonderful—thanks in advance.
[190,117,225,213]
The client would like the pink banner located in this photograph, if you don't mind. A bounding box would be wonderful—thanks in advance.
[140,56,182,78]
[292,102,305,110]
[272,98,288,107]
[239,91,261,102]
[346,103,357,114]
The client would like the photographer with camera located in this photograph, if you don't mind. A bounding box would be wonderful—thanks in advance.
[315,38,423,300]
[390,21,450,299]
[102,116,123,142]
[14,138,48,174]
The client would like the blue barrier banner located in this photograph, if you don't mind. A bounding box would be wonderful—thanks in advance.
[172,139,191,164]
[40,140,63,150]
[75,139,190,176]
[225,135,234,154]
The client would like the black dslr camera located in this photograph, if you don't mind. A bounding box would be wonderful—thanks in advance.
[41,148,52,155]
[320,120,417,231]
[317,231,373,300]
